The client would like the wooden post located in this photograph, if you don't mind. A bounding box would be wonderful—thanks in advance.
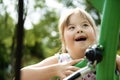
[15,0,24,80]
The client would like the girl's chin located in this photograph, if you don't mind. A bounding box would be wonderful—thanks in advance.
[75,44,89,49]
[75,42,93,48]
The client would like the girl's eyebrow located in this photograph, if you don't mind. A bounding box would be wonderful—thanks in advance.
[68,23,75,26]
[67,24,75,28]
[67,20,89,26]
[81,20,89,23]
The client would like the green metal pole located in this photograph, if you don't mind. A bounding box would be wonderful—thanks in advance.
[96,0,120,80]
[87,0,104,13]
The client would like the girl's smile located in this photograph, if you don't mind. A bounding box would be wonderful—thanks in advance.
[75,34,87,42]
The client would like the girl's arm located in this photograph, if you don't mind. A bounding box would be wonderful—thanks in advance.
[21,63,66,80]
[21,56,58,80]
[21,56,81,80]
[116,55,120,72]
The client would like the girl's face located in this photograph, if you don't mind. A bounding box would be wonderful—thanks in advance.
[63,12,96,58]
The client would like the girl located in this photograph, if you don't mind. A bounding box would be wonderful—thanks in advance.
[21,8,120,80]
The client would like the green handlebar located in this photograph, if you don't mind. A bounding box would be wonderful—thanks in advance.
[74,58,88,68]
[74,58,119,79]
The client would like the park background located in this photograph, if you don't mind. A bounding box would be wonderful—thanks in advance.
[0,0,120,80]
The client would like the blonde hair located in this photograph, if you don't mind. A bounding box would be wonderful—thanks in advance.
[58,8,97,53]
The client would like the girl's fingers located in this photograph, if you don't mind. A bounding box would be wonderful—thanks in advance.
[65,66,80,77]
[60,59,84,79]
[65,70,74,76]
[116,55,120,72]
[60,74,66,79]
[67,66,80,71]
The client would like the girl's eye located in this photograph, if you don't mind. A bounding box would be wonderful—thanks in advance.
[82,23,89,28]
[68,25,75,30]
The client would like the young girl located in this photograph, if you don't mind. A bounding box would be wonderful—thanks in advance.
[21,8,120,80]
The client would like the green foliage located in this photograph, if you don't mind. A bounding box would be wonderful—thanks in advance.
[0,43,10,80]
[34,0,46,8]
[61,0,75,7]
[0,0,2,3]
[31,9,60,57]
[0,14,14,41]
[21,8,60,66]
[0,12,14,80]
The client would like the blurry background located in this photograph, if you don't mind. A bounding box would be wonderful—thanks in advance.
[0,0,120,80]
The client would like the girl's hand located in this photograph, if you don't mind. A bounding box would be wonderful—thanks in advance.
[116,55,120,72]
[55,59,82,79]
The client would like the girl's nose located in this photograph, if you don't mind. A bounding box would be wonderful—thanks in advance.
[80,30,83,33]
[77,30,83,33]
[77,27,83,33]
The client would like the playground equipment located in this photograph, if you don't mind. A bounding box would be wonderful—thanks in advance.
[91,0,120,80]
[64,0,120,79]
[63,44,103,80]
[64,44,119,80]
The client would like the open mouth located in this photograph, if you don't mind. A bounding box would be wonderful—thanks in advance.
[75,37,87,41]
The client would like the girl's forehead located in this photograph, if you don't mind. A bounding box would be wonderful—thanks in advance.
[68,12,88,24]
